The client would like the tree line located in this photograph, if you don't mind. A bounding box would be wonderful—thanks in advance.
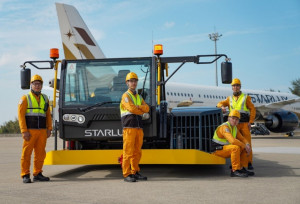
[0,118,20,134]
[289,78,300,96]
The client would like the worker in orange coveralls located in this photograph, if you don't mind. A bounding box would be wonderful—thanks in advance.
[212,110,254,177]
[18,74,52,183]
[217,78,256,170]
[120,72,149,182]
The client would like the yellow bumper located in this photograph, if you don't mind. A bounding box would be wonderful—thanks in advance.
[44,149,225,165]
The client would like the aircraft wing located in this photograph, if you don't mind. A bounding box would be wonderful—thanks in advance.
[177,100,193,107]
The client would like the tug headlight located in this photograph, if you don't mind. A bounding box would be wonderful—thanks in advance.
[63,114,85,124]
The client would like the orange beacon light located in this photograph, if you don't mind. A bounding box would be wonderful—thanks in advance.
[153,44,163,56]
[50,48,59,60]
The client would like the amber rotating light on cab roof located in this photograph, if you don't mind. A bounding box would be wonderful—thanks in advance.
[50,48,59,60]
[153,44,163,56]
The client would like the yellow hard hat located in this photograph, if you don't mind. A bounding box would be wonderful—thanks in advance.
[231,78,241,86]
[228,110,240,119]
[126,72,138,81]
[31,74,43,83]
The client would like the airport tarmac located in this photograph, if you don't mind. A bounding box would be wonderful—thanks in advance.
[0,134,299,204]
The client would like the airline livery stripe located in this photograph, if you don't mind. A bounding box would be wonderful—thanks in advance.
[74,44,95,59]
[74,27,96,46]
[63,43,76,60]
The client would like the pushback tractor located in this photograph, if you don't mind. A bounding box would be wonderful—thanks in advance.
[20,45,233,165]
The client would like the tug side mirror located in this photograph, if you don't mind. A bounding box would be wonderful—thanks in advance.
[221,61,232,84]
[49,78,60,90]
[20,68,31,89]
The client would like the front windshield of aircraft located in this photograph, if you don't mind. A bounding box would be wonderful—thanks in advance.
[63,58,151,107]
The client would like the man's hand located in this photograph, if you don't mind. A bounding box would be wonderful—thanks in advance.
[248,123,251,130]
[22,132,31,141]
[245,144,252,155]
[221,106,227,113]
[47,130,52,138]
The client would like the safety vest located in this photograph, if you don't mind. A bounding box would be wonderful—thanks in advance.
[229,93,249,114]
[25,92,48,129]
[120,91,142,117]
[212,121,237,145]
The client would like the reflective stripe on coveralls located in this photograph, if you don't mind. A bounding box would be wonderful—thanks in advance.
[120,91,142,117]
[212,122,237,145]
[26,92,48,115]
[229,93,249,115]
[25,92,48,129]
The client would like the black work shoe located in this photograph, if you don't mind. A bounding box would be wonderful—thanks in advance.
[248,162,254,170]
[124,174,136,182]
[134,172,147,180]
[33,173,50,182]
[22,174,31,183]
[241,167,255,176]
[230,170,248,177]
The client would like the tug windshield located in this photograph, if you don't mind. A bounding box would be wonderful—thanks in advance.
[62,58,152,107]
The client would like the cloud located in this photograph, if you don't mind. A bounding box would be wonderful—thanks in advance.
[155,33,208,45]
[164,21,175,29]
[223,28,263,37]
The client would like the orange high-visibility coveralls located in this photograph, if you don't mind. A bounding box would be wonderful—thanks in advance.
[120,90,149,178]
[18,94,52,177]
[217,95,256,164]
[213,125,249,170]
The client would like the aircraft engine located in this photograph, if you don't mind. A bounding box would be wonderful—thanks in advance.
[265,111,299,133]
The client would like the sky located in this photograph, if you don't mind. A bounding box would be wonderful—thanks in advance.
[0,0,300,125]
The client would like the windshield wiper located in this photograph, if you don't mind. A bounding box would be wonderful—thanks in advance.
[79,101,120,112]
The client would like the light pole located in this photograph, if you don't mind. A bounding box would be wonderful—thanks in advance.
[209,32,222,86]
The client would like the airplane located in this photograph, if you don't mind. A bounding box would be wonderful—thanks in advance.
[165,82,300,135]
[55,3,300,135]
